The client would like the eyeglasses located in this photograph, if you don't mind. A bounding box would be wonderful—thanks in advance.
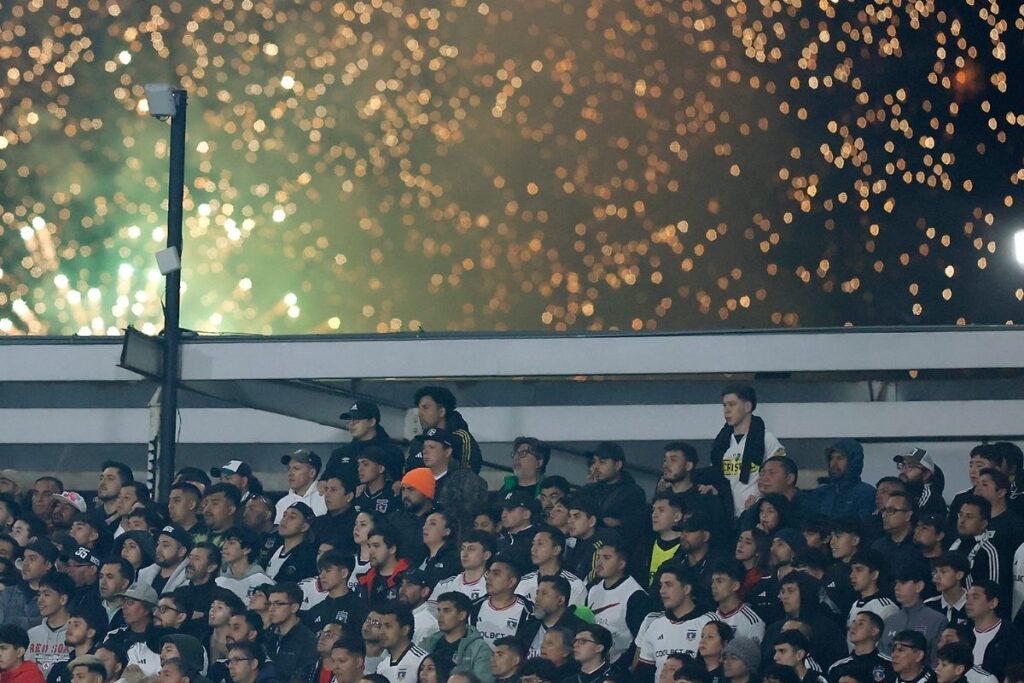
[227,657,254,664]
[881,507,910,515]
[512,449,536,460]
[156,605,184,614]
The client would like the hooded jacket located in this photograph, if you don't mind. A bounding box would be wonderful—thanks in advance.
[421,625,494,683]
[0,660,45,683]
[763,572,847,670]
[906,466,948,519]
[0,581,42,630]
[162,634,212,679]
[215,562,273,601]
[137,559,189,595]
[811,439,877,519]
[114,532,157,570]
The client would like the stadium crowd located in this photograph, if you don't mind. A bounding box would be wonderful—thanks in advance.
[1,385,1023,683]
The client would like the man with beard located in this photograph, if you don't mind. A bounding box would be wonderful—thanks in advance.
[183,544,222,621]
[660,443,732,538]
[137,525,191,596]
[678,514,725,603]
[811,440,877,520]
[361,610,386,675]
[894,450,947,519]
[50,492,87,533]
[521,576,585,660]
[634,566,712,682]
[579,442,648,550]
[202,485,241,549]
[406,387,482,474]
[357,527,410,609]
[96,462,134,532]
[46,609,108,683]
[31,478,62,532]
[397,571,438,647]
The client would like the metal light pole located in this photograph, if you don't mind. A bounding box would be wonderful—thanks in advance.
[148,85,188,502]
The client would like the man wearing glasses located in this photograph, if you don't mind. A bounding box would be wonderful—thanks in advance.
[894,449,948,519]
[568,625,621,683]
[265,583,317,683]
[870,491,925,577]
[225,642,266,683]
[889,630,936,683]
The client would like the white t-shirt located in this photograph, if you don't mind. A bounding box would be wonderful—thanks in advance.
[473,596,531,650]
[635,610,708,679]
[215,568,273,602]
[973,622,1001,672]
[412,602,439,647]
[430,572,487,606]
[516,569,588,607]
[703,604,765,644]
[376,644,429,683]
[720,430,785,516]
[298,576,329,612]
[587,576,648,663]
[274,485,327,524]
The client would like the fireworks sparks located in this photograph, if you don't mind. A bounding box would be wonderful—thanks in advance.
[1,0,1022,336]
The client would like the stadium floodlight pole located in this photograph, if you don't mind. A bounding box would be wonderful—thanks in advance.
[146,84,188,502]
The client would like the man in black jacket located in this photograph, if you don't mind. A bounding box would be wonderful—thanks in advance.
[964,580,1023,680]
[406,386,483,473]
[326,401,405,484]
[828,611,895,683]
[266,583,318,683]
[579,442,648,552]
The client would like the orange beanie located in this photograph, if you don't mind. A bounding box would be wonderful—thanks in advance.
[401,467,436,500]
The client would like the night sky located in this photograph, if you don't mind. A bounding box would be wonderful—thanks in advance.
[1,0,1022,336]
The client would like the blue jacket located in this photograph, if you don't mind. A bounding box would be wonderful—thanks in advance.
[811,439,876,519]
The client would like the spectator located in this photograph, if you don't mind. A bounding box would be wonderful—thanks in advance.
[634,566,709,682]
[243,496,278,568]
[353,448,399,518]
[894,450,947,519]
[769,529,806,581]
[407,387,483,474]
[361,610,386,675]
[375,604,429,683]
[96,558,132,634]
[765,572,845,669]
[678,513,724,601]
[579,442,648,545]
[137,524,191,595]
[276,451,327,525]
[115,531,156,574]
[924,554,970,627]
[153,589,188,632]
[660,442,733,543]
[0,538,57,629]
[0,624,45,683]
[538,478,571,524]
[208,589,247,662]
[828,611,893,683]
[489,637,524,683]
[183,543,222,620]
[539,627,576,682]
[711,385,786,518]
[520,576,585,659]
[0,471,25,501]
[973,469,1024,572]
[202,484,242,548]
[871,491,923,577]
[772,631,827,683]
[570,624,619,683]
[266,583,317,683]
[266,503,318,583]
[735,528,778,623]
[515,526,587,607]
[586,538,652,666]
[706,560,766,645]
[47,608,107,683]
[158,634,211,683]
[68,512,108,557]
[110,482,150,540]
[329,639,366,683]
[308,622,344,683]
[102,583,162,675]
[422,592,492,683]
[495,492,541,576]
[501,437,550,497]
[564,497,611,584]
[879,563,946,665]
[634,492,684,589]
[417,510,460,587]
[174,468,212,496]
[948,496,1002,588]
[225,642,267,683]
[723,637,760,683]
[168,483,209,547]
[209,461,262,505]
[934,643,973,683]
[823,519,861,618]
[216,527,272,602]
[812,441,876,520]
[471,558,532,650]
[431,530,493,605]
[26,571,74,676]
[866,477,907,545]
[963,581,1022,680]
[312,472,358,554]
[742,457,814,530]
[397,571,438,647]
[947,446,1000,534]
[302,550,367,633]
[695,621,733,683]
[517,658,557,683]
[913,513,947,563]
[158,658,197,683]
[847,550,899,634]
[418,428,488,531]
[751,494,797,537]
[331,401,405,485]
[936,625,999,683]
[358,526,410,608]
[94,643,127,683]
[50,492,87,532]
[888,630,934,683]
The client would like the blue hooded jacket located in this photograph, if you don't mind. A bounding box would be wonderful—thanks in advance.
[811,438,877,518]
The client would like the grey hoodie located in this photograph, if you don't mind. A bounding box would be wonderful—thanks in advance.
[137,560,189,595]
[216,563,273,601]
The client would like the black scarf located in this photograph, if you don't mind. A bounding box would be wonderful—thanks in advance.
[709,415,766,485]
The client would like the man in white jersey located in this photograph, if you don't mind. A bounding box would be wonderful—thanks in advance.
[515,526,587,607]
[430,530,493,607]
[702,560,765,644]
[470,557,533,650]
[708,385,785,517]
[585,537,651,666]
[375,604,429,683]
[848,550,900,634]
[635,565,709,681]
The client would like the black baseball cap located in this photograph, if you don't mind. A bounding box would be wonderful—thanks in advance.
[25,539,59,564]
[341,401,381,421]
[592,441,626,462]
[62,545,101,568]
[421,427,453,448]
[286,501,317,523]
[281,449,322,474]
[401,569,431,587]
[677,513,713,533]
[500,490,541,514]
[158,523,194,551]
